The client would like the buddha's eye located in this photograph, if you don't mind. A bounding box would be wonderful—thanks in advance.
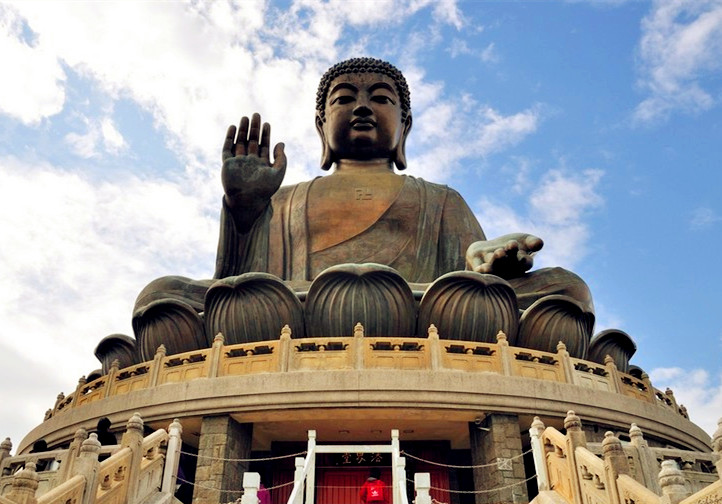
[331,95,355,105]
[371,95,394,105]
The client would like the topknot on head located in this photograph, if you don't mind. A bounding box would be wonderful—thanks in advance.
[316,57,411,122]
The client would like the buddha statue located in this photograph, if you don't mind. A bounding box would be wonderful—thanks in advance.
[131,57,594,361]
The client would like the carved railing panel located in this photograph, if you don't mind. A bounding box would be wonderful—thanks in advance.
[95,446,132,504]
[221,341,280,375]
[290,338,351,370]
[617,474,661,504]
[364,338,430,369]
[575,447,609,504]
[441,343,502,372]
[108,362,150,397]
[543,428,575,503]
[157,348,211,384]
[36,474,85,504]
[512,349,565,382]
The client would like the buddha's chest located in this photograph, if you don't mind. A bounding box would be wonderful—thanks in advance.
[306,174,406,253]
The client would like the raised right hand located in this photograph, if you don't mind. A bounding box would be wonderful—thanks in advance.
[221,113,286,226]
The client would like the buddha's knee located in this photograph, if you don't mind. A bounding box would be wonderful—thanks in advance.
[132,276,213,361]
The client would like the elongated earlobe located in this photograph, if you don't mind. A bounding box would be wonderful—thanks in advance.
[393,114,413,171]
[316,115,334,171]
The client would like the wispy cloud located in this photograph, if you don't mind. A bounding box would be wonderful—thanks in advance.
[634,0,722,123]
[474,167,605,271]
[649,366,722,435]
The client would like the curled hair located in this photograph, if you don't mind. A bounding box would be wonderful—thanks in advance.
[316,57,411,122]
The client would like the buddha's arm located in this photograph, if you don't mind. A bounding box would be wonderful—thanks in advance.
[438,188,486,275]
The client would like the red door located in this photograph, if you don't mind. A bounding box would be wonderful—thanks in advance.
[317,468,393,504]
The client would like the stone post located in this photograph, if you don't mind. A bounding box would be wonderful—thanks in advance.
[556,342,576,385]
[292,456,305,504]
[354,322,365,369]
[658,460,690,504]
[121,412,145,504]
[241,471,260,504]
[279,325,292,372]
[602,432,629,504]
[496,331,513,376]
[208,333,224,378]
[305,430,317,504]
[563,411,586,504]
[641,373,657,403]
[0,437,12,466]
[428,325,441,370]
[72,433,101,504]
[5,461,39,504]
[56,427,88,483]
[52,392,65,416]
[469,413,528,504]
[396,456,407,504]
[415,473,432,504]
[103,360,120,398]
[629,423,661,493]
[529,417,550,491]
[604,356,622,393]
[192,416,253,504]
[71,375,88,407]
[711,417,722,477]
[149,344,167,387]
[161,419,183,494]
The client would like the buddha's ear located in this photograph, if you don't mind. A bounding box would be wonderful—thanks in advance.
[393,113,413,171]
[316,115,334,171]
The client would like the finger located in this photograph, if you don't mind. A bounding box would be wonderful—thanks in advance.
[222,125,236,162]
[504,240,520,253]
[272,142,287,174]
[524,234,544,252]
[248,113,261,155]
[259,122,271,162]
[237,117,249,156]
[517,251,534,272]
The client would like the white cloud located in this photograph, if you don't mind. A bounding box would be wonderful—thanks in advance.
[64,116,127,158]
[475,168,604,270]
[634,0,722,123]
[690,206,722,230]
[0,4,65,124]
[649,367,722,436]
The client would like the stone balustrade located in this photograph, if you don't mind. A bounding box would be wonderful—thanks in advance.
[46,324,680,421]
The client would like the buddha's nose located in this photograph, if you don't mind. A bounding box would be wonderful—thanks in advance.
[353,100,372,117]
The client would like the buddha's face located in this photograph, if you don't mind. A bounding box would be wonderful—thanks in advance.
[320,72,405,162]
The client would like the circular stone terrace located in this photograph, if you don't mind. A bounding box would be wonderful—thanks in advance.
[19,325,710,454]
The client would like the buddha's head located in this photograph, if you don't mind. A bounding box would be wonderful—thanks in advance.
[316,57,412,171]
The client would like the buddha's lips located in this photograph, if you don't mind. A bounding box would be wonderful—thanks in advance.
[351,118,376,128]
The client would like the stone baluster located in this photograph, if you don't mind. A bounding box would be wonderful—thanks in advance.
[279,324,292,372]
[564,410,587,504]
[103,359,120,398]
[354,322,365,369]
[72,433,101,504]
[396,456,407,504]
[712,418,722,477]
[496,331,512,376]
[604,355,622,393]
[629,423,661,493]
[5,461,39,504]
[602,431,629,504]
[161,419,183,494]
[121,413,145,504]
[658,460,690,504]
[427,324,441,370]
[240,471,261,504]
[557,341,575,385]
[71,375,88,407]
[208,333,225,378]
[149,344,167,387]
[529,417,550,491]
[414,473,431,504]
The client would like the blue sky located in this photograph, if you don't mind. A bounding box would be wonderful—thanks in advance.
[1,0,721,450]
